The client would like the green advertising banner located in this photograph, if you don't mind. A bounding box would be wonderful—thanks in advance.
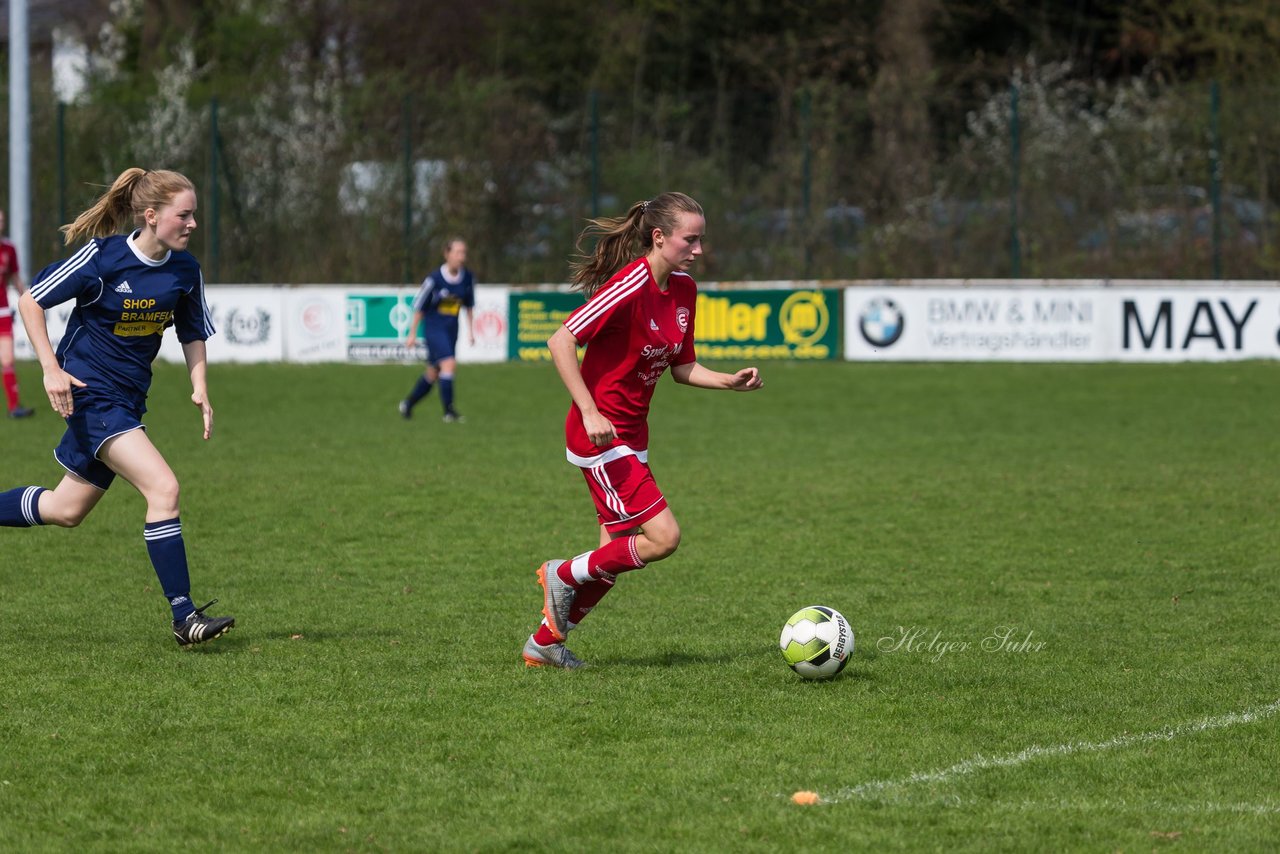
[694,288,840,360]
[346,290,416,361]
[509,292,584,362]
[508,288,841,361]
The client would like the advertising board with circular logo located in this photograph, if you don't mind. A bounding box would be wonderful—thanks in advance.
[859,296,904,348]
[780,291,830,345]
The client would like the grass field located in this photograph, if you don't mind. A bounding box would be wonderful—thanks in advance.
[2,358,1279,851]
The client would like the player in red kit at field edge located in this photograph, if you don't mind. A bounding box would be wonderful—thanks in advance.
[523,191,763,669]
[0,209,35,418]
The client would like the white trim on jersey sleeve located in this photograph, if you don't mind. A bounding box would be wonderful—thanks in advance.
[81,277,106,307]
[565,264,648,339]
[197,270,215,337]
[30,241,99,304]
[411,277,434,312]
[175,268,215,342]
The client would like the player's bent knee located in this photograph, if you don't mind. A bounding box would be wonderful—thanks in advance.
[146,479,181,516]
[647,526,681,560]
[45,506,89,528]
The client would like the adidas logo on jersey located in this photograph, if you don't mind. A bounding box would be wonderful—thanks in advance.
[649,318,660,331]
[114,281,133,293]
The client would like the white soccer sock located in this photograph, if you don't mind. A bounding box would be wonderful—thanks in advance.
[569,553,594,585]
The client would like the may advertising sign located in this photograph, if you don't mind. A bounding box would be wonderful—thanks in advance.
[508,287,841,361]
[1109,289,1280,361]
[845,284,1280,362]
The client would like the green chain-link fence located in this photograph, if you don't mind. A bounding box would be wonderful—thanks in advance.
[7,74,1277,284]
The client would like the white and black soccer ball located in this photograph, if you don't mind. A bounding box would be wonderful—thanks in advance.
[779,606,854,679]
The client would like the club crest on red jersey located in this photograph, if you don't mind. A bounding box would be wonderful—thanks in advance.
[675,306,690,333]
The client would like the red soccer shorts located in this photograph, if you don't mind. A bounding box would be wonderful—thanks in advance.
[578,452,668,533]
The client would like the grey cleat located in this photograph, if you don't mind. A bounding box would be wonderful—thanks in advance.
[522,634,586,669]
[536,559,575,641]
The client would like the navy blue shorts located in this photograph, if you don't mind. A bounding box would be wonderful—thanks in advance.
[54,392,146,490]
[423,327,458,364]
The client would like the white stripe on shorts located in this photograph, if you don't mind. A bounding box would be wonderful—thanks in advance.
[566,444,648,468]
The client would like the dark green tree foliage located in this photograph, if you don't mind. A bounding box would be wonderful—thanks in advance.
[10,0,1280,281]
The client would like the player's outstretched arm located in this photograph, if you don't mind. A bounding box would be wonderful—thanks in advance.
[671,362,763,391]
[182,339,213,440]
[548,325,617,446]
[18,291,86,416]
[404,310,424,348]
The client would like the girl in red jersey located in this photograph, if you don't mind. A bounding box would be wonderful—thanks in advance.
[524,192,763,669]
[0,209,35,418]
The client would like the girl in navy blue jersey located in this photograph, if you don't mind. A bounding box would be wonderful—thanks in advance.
[0,168,234,647]
[398,237,475,422]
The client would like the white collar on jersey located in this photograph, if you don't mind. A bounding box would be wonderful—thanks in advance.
[126,230,171,267]
[438,263,465,285]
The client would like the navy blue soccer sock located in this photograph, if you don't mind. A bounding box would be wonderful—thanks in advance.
[0,486,47,527]
[144,517,196,622]
[406,375,433,409]
[439,374,455,412]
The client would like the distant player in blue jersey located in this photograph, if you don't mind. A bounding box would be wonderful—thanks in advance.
[398,237,475,423]
[0,167,234,647]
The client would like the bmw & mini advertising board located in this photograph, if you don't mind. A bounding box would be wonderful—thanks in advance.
[845,284,1280,362]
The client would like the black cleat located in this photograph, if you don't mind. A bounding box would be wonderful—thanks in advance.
[8,406,34,419]
[398,399,412,419]
[442,409,465,423]
[173,599,235,647]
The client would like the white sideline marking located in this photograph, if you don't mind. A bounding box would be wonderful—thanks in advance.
[814,698,1280,805]
[1000,797,1280,816]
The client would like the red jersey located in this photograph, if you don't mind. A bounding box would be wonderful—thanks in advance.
[0,239,17,315]
[562,257,697,463]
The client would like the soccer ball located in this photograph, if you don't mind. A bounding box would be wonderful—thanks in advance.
[779,606,853,679]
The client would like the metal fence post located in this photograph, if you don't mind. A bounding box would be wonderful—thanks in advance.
[56,102,66,253]
[1010,83,1022,278]
[801,87,812,278]
[590,89,600,219]
[403,94,413,283]
[1209,80,1223,280]
[208,97,220,283]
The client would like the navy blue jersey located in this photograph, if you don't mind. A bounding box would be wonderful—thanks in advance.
[411,265,474,334]
[29,232,214,402]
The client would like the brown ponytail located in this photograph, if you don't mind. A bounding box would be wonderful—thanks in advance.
[569,192,704,298]
[61,168,196,245]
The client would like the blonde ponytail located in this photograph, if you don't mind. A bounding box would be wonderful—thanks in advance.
[61,168,196,245]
